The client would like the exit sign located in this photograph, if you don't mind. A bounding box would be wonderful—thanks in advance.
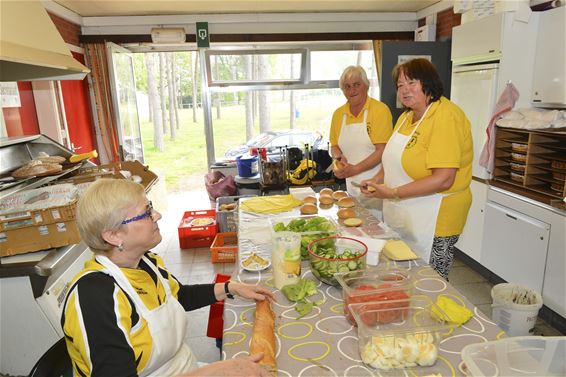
[196,22,209,47]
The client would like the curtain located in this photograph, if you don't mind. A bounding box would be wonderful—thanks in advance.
[83,43,120,163]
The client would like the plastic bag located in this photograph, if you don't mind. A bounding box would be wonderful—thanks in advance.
[204,171,236,201]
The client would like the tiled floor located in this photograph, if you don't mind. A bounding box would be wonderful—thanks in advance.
[150,188,564,365]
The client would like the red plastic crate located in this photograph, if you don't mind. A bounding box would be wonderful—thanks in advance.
[207,273,231,339]
[178,209,218,249]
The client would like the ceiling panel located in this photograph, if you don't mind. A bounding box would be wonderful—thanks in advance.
[54,0,441,17]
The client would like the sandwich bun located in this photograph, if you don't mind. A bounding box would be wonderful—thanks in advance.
[337,196,355,208]
[343,217,363,227]
[337,208,356,219]
[302,195,317,204]
[333,159,346,172]
[332,190,348,201]
[300,203,318,215]
[319,188,334,197]
[366,185,376,193]
[319,195,334,205]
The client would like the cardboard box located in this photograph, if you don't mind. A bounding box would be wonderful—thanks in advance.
[63,160,158,191]
[0,184,80,256]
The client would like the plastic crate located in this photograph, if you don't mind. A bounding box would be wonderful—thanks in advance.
[211,232,238,263]
[178,209,217,249]
[215,195,252,233]
[207,273,231,339]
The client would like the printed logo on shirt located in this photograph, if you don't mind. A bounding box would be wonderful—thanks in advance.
[366,123,372,136]
[406,131,420,149]
[135,287,148,295]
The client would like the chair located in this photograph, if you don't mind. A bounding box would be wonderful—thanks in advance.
[28,338,72,377]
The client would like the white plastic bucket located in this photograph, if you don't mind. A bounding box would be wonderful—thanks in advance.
[491,283,543,337]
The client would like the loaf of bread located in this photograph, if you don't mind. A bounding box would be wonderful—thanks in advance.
[250,300,276,370]
[12,161,62,179]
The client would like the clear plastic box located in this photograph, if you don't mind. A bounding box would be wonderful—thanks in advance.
[349,296,450,371]
[335,268,413,324]
[461,336,566,377]
[269,215,338,260]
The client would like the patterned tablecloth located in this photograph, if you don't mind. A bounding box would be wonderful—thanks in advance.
[222,200,505,376]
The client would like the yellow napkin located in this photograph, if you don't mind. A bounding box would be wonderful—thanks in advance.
[432,296,473,326]
[240,195,302,214]
[382,240,418,260]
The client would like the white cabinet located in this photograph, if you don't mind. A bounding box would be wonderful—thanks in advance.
[481,201,550,292]
[456,180,488,261]
[452,12,505,62]
[531,6,566,108]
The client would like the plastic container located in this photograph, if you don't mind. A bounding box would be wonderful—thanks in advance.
[269,214,338,260]
[210,232,238,263]
[206,274,231,339]
[335,268,413,325]
[271,231,301,289]
[178,209,218,249]
[307,236,367,286]
[236,154,259,177]
[461,336,565,377]
[491,283,543,336]
[235,175,260,196]
[215,195,253,233]
[349,296,450,371]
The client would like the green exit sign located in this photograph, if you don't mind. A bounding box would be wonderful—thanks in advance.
[196,22,209,47]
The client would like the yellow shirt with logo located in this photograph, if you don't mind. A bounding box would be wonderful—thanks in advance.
[394,97,472,236]
[330,96,393,146]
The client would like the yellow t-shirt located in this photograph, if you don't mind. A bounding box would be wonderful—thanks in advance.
[329,96,393,146]
[394,97,473,236]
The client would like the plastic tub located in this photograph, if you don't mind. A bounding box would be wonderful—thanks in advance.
[269,215,338,260]
[461,336,565,377]
[491,283,543,336]
[307,236,367,286]
[236,154,258,177]
[349,296,450,371]
[235,174,260,196]
[335,268,413,324]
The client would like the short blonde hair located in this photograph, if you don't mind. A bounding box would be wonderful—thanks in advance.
[339,65,370,92]
[76,179,145,253]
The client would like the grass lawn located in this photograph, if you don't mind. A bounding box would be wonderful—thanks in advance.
[140,97,342,191]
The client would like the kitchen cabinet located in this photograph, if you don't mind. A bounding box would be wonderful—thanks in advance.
[456,179,487,262]
[492,127,566,199]
[531,6,566,108]
[485,186,565,318]
[481,201,550,292]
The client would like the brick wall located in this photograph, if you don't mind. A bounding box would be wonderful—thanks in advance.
[48,12,81,46]
[418,7,462,41]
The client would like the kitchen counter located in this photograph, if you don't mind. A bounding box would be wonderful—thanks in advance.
[222,199,505,376]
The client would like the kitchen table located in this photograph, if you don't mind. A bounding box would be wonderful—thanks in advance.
[222,199,505,376]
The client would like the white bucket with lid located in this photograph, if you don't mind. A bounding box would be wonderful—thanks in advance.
[491,283,543,337]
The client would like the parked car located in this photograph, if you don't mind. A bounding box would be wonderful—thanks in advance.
[224,129,328,159]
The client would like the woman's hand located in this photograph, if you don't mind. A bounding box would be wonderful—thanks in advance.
[179,353,273,376]
[230,282,275,302]
[360,181,393,199]
[334,161,357,179]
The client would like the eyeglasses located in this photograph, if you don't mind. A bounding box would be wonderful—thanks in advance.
[121,201,154,225]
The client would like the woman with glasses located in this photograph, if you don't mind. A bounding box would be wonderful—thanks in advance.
[61,179,274,377]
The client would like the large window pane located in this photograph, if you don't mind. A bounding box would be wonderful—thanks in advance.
[310,50,377,82]
[208,51,303,82]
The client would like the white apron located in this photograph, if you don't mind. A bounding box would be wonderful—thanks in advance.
[96,255,198,377]
[337,109,382,198]
[381,105,443,262]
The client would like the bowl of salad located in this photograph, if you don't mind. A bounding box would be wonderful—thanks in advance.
[307,236,367,286]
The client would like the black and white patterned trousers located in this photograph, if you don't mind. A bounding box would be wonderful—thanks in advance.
[429,235,460,281]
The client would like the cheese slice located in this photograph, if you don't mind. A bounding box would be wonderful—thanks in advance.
[383,240,418,261]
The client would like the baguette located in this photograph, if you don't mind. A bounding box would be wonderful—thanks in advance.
[250,300,276,370]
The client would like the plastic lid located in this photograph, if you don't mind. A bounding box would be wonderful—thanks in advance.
[235,174,260,183]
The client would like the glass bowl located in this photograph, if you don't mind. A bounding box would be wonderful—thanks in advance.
[307,236,367,286]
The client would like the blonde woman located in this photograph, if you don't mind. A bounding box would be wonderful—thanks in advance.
[62,179,273,377]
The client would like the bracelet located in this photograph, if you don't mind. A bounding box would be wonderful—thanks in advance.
[224,280,234,299]
[392,187,401,201]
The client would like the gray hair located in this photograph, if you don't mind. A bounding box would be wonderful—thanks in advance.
[339,65,370,91]
[76,179,145,253]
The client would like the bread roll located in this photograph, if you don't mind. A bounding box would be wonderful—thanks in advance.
[337,208,356,219]
[319,188,333,197]
[12,162,62,179]
[333,159,345,172]
[300,203,318,215]
[250,300,276,370]
[337,196,355,208]
[367,185,376,193]
[332,190,348,201]
[302,195,317,204]
[319,195,334,205]
[344,217,362,227]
